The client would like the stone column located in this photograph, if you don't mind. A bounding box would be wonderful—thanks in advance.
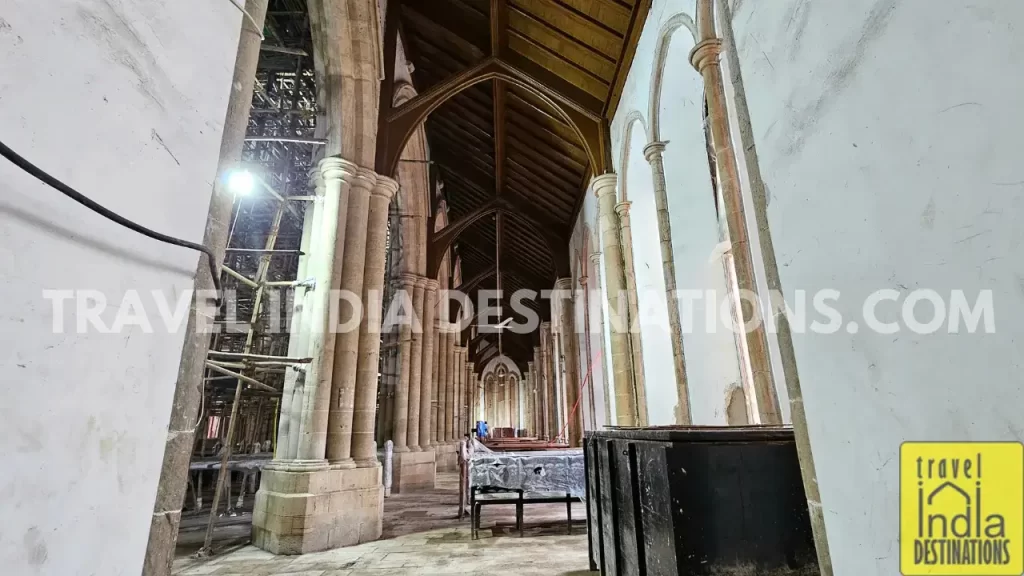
[528,364,536,432]
[375,329,397,444]
[444,331,456,441]
[324,167,377,467]
[281,158,355,463]
[390,275,435,492]
[690,24,781,424]
[428,313,440,444]
[277,190,313,459]
[451,346,460,435]
[554,278,583,447]
[391,274,416,453]
[466,362,475,428]
[460,344,468,434]
[577,271,596,430]
[643,141,691,424]
[540,322,557,438]
[253,165,383,556]
[417,280,437,450]
[352,176,399,466]
[512,375,520,431]
[532,346,543,436]
[614,201,649,426]
[282,166,321,460]
[434,325,447,445]
[484,375,494,426]
[406,277,426,450]
[593,174,640,427]
[461,352,470,434]
[589,251,613,426]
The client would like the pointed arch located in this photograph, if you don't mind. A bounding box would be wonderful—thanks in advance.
[649,12,700,143]
[617,110,650,202]
[394,82,430,275]
[376,59,605,177]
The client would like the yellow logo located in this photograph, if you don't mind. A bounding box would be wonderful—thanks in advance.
[900,442,1024,575]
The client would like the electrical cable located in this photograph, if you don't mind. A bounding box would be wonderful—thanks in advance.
[225,0,266,40]
[0,139,223,302]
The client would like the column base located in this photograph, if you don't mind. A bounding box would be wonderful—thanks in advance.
[253,464,383,555]
[391,449,436,493]
[435,442,459,472]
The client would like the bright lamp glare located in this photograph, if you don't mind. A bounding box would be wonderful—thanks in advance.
[227,170,254,196]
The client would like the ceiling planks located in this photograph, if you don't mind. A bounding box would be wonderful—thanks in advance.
[393,0,651,363]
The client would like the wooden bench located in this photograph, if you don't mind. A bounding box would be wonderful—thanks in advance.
[470,487,581,539]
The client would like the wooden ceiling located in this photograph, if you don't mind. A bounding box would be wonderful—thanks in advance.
[386,0,650,364]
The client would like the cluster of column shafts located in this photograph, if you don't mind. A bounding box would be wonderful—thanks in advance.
[272,158,399,469]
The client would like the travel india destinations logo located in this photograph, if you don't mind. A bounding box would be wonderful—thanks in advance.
[900,442,1024,575]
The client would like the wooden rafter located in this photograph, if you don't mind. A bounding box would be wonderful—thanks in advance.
[388,0,653,363]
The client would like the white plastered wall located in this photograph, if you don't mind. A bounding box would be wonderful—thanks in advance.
[0,1,241,574]
[731,0,1024,572]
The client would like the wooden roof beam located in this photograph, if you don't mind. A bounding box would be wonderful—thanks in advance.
[402,0,489,56]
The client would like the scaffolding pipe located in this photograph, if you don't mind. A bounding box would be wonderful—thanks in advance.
[245,136,325,144]
[259,45,309,56]
[201,197,286,552]
[222,265,258,288]
[204,362,277,393]
[207,350,312,363]
[224,248,305,255]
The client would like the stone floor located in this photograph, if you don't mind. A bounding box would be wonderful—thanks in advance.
[173,473,596,575]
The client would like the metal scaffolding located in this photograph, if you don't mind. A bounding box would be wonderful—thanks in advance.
[189,0,319,552]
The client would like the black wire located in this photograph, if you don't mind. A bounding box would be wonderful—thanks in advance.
[0,139,223,300]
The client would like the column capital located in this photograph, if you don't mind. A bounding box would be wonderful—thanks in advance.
[467,362,474,371]
[422,278,439,292]
[689,38,723,73]
[614,201,632,217]
[553,277,574,291]
[592,173,618,198]
[589,251,602,264]
[318,156,359,182]
[372,175,400,200]
[309,165,325,194]
[540,321,552,331]
[351,165,378,192]
[414,276,431,289]
[527,361,534,370]
[642,141,668,162]
[398,272,421,289]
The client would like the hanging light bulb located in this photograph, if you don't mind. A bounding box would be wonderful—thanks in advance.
[227,170,254,196]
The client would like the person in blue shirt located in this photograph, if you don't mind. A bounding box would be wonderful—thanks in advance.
[476,420,489,439]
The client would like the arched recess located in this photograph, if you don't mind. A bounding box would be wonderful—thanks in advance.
[479,356,523,429]
[483,374,496,424]
[620,112,677,425]
[393,82,430,275]
[479,354,522,383]
[617,110,649,202]
[376,59,606,178]
[651,10,746,425]
[648,12,699,143]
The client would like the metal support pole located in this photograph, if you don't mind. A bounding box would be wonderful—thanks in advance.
[200,194,286,554]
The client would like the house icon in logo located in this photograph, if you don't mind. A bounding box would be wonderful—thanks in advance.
[921,481,975,539]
